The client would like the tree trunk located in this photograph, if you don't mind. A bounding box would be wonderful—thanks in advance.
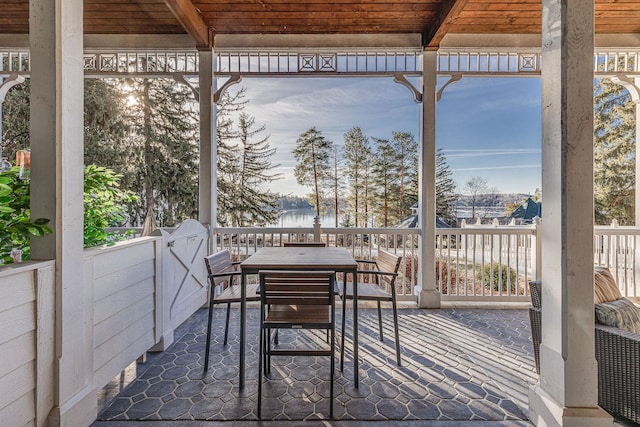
[142,80,154,218]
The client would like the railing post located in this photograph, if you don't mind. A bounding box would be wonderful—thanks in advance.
[313,216,321,242]
[491,219,500,273]
[531,216,542,281]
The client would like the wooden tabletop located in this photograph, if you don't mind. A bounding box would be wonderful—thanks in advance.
[240,247,357,271]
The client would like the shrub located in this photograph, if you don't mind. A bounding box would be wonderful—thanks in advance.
[0,165,138,264]
[83,165,138,247]
[0,166,52,264]
[478,262,517,293]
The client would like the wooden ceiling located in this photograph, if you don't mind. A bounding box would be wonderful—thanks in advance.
[2,0,640,49]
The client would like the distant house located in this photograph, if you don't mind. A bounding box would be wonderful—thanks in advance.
[394,204,452,228]
[509,197,542,224]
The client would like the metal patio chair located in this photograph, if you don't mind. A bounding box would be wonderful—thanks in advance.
[338,249,402,367]
[257,270,336,419]
[203,250,259,372]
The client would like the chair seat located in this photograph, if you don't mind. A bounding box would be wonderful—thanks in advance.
[338,282,392,301]
[265,304,331,326]
[215,282,260,303]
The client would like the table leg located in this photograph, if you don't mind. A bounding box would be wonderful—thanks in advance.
[351,267,359,388]
[240,270,246,389]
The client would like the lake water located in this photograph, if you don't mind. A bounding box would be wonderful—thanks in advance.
[269,209,337,228]
[456,206,506,219]
[268,206,507,228]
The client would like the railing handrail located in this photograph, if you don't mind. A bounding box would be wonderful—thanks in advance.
[216,226,314,234]
[594,225,640,235]
[437,227,536,236]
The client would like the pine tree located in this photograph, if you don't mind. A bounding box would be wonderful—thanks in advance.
[343,127,371,227]
[326,143,344,227]
[1,80,30,161]
[362,148,374,227]
[225,113,282,226]
[216,88,248,226]
[114,77,199,227]
[84,79,132,172]
[391,131,418,221]
[593,78,635,225]
[371,137,398,227]
[293,127,332,216]
[435,148,458,225]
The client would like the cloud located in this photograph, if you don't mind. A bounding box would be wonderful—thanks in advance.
[453,163,541,172]
[443,148,541,159]
[220,76,541,196]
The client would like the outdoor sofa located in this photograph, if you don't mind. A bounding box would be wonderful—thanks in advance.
[528,271,640,424]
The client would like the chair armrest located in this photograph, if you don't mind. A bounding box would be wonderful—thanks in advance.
[355,259,377,264]
[208,270,241,279]
[357,270,397,278]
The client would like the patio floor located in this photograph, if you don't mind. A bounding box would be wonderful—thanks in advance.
[95,305,539,424]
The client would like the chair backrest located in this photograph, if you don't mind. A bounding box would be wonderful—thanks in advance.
[259,270,335,306]
[375,250,402,288]
[283,242,327,247]
[529,281,542,309]
[204,250,235,288]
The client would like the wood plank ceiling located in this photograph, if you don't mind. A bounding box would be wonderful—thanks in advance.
[2,0,640,49]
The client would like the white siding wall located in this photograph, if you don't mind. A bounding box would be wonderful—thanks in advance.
[0,261,55,427]
[86,237,161,388]
[0,221,207,426]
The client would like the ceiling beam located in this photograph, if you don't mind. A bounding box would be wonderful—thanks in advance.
[422,0,470,50]
[163,0,212,50]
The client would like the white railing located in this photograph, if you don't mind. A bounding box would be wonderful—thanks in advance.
[436,222,539,301]
[116,219,640,302]
[215,222,541,302]
[594,223,640,299]
[215,226,420,300]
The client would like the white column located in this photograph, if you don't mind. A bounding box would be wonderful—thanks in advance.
[30,0,95,426]
[417,50,440,308]
[198,49,217,248]
[528,1,612,425]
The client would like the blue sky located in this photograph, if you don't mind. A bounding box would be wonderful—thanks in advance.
[231,75,542,197]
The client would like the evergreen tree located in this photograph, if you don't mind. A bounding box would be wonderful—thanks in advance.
[293,127,332,216]
[216,88,249,226]
[122,78,199,226]
[391,131,418,221]
[84,79,134,190]
[435,148,458,225]
[362,147,374,227]
[1,80,30,161]
[343,127,371,227]
[224,112,282,226]
[371,137,398,227]
[326,143,344,227]
[594,78,635,225]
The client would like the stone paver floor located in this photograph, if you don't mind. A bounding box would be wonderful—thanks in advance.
[97,306,538,422]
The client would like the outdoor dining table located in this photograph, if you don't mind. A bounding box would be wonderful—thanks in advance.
[238,246,359,389]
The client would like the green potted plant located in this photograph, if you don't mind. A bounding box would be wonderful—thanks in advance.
[0,166,51,264]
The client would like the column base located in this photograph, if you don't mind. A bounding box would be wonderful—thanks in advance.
[48,384,97,427]
[529,383,613,427]
[417,288,441,308]
[150,330,174,352]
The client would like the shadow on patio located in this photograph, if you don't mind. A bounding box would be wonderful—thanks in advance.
[93,305,538,425]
